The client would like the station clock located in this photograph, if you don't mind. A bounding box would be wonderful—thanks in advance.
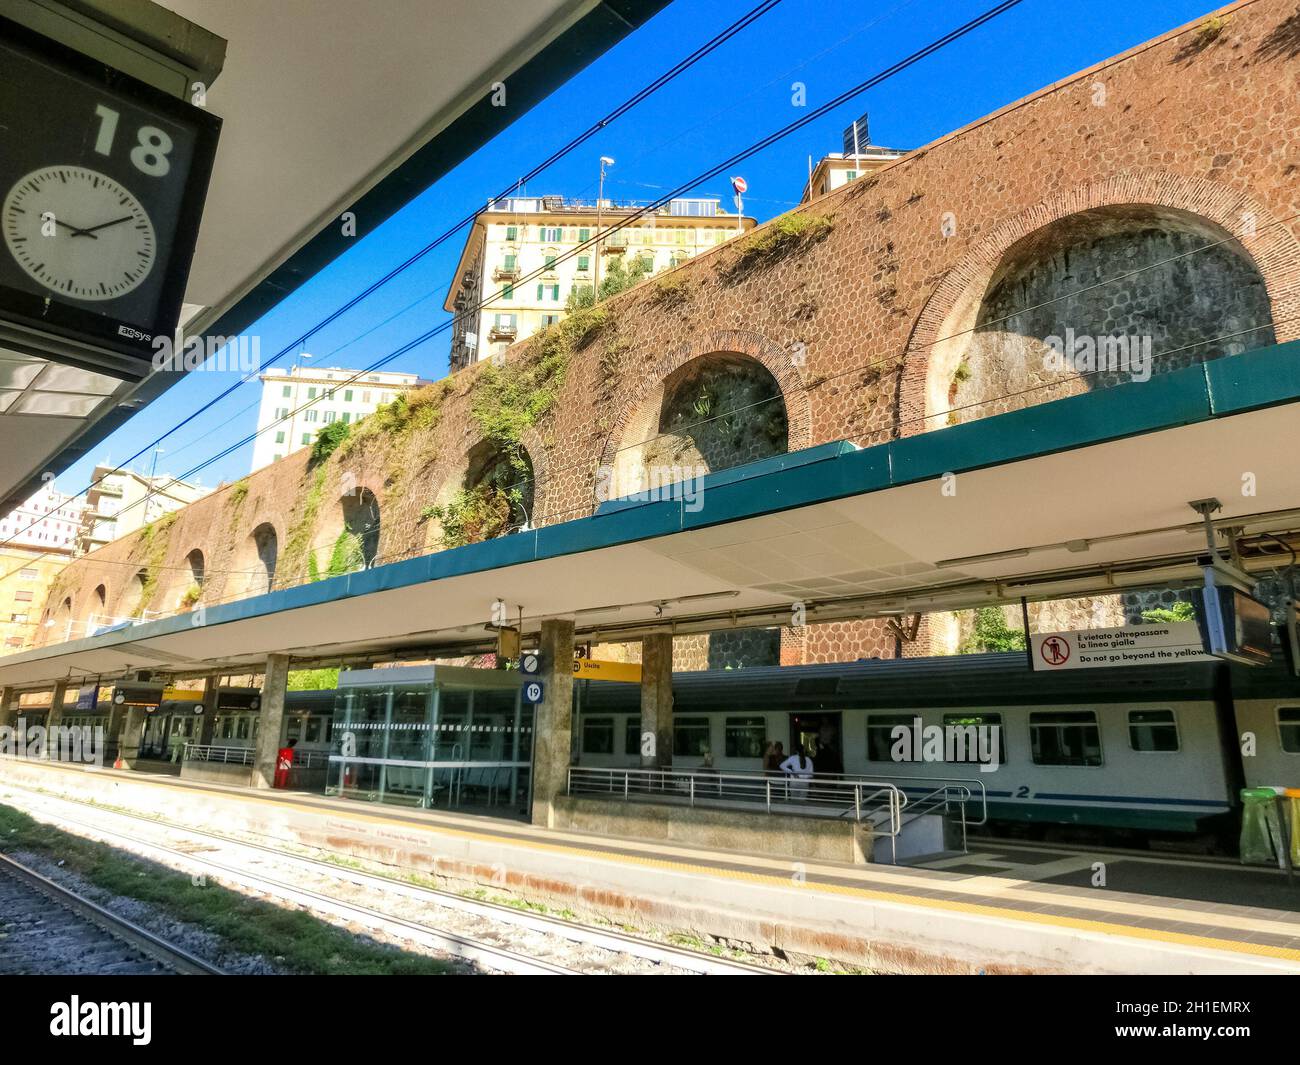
[0,17,221,376]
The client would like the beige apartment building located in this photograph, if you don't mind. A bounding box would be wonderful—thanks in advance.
[76,466,208,556]
[801,116,907,203]
[445,195,754,370]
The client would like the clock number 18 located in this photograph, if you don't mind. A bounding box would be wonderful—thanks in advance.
[92,104,173,178]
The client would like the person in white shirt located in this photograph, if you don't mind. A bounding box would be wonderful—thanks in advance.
[779,745,814,800]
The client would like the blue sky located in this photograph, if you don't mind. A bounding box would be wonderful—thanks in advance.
[66,0,1217,494]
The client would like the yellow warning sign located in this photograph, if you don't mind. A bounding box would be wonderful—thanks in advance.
[571,658,641,683]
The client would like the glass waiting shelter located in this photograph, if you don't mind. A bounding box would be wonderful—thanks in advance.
[326,665,531,817]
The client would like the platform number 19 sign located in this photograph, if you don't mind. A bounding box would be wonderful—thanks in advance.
[524,681,544,704]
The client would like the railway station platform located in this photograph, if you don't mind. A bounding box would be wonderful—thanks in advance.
[1,756,1297,974]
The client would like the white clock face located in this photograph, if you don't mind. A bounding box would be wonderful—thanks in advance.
[3,165,156,302]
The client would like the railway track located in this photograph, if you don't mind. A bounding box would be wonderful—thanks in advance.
[0,784,775,975]
[0,851,223,975]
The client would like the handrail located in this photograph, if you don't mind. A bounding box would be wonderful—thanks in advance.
[183,743,254,766]
[567,765,904,845]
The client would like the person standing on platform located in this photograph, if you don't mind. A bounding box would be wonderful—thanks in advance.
[274,737,297,789]
[764,741,785,774]
[779,745,814,801]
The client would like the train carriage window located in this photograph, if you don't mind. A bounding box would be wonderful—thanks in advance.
[942,713,1006,765]
[866,714,917,762]
[673,717,711,758]
[582,716,615,755]
[305,717,325,744]
[725,717,766,758]
[1279,707,1300,754]
[1129,709,1179,752]
[624,717,641,757]
[235,717,250,741]
[1030,711,1102,767]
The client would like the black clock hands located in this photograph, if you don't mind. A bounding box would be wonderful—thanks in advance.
[76,215,134,237]
[52,217,97,239]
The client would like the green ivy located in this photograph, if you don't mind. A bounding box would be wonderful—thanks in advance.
[310,420,351,463]
[959,607,1027,654]
[428,484,515,549]
[326,529,365,577]
[282,466,328,580]
[1140,601,1195,624]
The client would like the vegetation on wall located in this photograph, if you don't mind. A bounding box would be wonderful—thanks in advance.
[425,484,515,549]
[280,466,329,582]
[338,381,450,460]
[134,511,178,614]
[726,213,834,280]
[310,420,351,463]
[958,607,1027,654]
[326,529,365,577]
[1140,601,1195,624]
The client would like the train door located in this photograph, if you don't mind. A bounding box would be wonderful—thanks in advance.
[788,711,844,775]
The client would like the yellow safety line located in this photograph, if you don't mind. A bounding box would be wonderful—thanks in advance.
[8,761,1300,964]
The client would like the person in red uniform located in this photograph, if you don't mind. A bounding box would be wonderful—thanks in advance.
[274,737,297,789]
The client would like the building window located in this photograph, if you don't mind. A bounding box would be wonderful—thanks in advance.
[1128,709,1179,752]
[361,391,371,403]
[1278,707,1300,753]
[281,384,291,397]
[307,387,317,399]
[502,283,513,300]
[867,714,917,762]
[577,255,590,272]
[673,717,711,758]
[505,225,518,241]
[18,568,36,580]
[624,718,641,756]
[503,254,517,271]
[275,431,285,444]
[581,717,615,755]
[344,389,353,402]
[342,412,351,424]
[10,613,27,623]
[13,591,32,602]
[1030,711,1102,767]
[274,407,289,420]
[725,717,766,759]
[578,227,590,242]
[542,226,563,242]
[324,411,336,424]
[536,283,560,301]
[494,313,517,330]
[541,314,561,327]
[301,433,311,445]
[942,713,1005,765]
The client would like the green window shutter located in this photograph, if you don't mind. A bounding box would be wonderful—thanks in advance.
[506,225,518,241]
[344,390,353,402]
[503,283,513,300]
[578,227,590,241]
[578,255,589,271]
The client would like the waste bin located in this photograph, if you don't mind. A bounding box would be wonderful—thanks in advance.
[1288,788,1300,866]
[1239,787,1284,866]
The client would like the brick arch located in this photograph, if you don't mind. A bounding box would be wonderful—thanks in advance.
[896,170,1300,436]
[598,328,811,472]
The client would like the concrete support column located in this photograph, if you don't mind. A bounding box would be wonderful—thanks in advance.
[198,673,221,747]
[530,618,575,828]
[0,686,14,731]
[44,681,68,760]
[118,707,146,769]
[640,632,674,769]
[253,654,290,789]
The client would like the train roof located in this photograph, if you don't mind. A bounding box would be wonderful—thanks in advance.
[578,652,1300,713]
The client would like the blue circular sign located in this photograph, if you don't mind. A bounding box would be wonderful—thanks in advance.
[524,681,544,704]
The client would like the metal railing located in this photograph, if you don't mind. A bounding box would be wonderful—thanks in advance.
[183,743,254,766]
[567,766,989,863]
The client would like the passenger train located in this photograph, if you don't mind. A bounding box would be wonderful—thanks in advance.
[132,653,1300,842]
[571,653,1300,841]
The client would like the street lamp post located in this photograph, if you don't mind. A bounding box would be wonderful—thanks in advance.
[594,156,614,300]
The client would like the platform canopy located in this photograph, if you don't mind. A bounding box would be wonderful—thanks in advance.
[0,0,661,507]
[0,343,1297,689]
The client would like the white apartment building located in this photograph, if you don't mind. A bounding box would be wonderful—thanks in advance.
[445,195,754,370]
[76,466,208,555]
[0,480,82,553]
[250,366,423,473]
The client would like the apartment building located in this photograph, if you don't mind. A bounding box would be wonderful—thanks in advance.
[250,366,423,472]
[0,481,82,651]
[801,116,907,203]
[445,195,754,370]
[76,466,208,555]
